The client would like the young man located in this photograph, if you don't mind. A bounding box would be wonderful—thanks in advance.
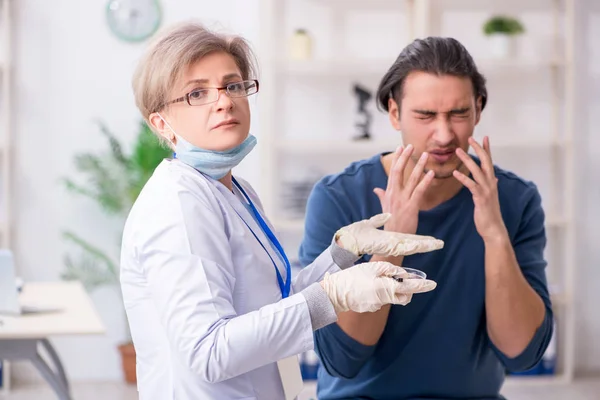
[298,37,554,399]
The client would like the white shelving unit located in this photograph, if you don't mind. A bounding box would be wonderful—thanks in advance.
[426,0,577,387]
[0,0,12,393]
[258,0,576,394]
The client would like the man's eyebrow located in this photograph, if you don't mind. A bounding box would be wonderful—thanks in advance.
[412,109,437,116]
[412,107,471,115]
[448,107,471,114]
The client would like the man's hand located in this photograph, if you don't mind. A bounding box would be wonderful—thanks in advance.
[373,144,435,235]
[455,136,547,358]
[453,136,508,242]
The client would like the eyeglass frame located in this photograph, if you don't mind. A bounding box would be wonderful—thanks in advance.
[161,79,260,109]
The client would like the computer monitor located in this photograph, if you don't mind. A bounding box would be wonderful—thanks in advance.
[0,249,21,315]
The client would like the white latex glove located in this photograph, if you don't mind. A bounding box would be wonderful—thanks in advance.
[320,261,437,313]
[335,213,444,257]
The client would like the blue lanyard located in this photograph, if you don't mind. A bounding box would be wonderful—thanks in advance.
[232,177,292,299]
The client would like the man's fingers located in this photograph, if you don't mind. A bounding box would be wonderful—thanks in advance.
[373,188,387,209]
[390,144,414,191]
[452,169,478,193]
[386,145,404,194]
[410,170,435,202]
[468,137,494,180]
[405,152,429,195]
[455,148,487,185]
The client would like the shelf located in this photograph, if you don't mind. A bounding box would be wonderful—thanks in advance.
[476,58,566,72]
[504,372,570,388]
[546,215,568,228]
[277,58,392,77]
[276,137,400,155]
[265,0,577,391]
[431,0,561,12]
[304,0,407,9]
[277,58,565,78]
[550,291,570,307]
[305,0,558,12]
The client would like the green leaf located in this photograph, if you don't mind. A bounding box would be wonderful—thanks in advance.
[95,119,130,168]
[60,119,171,290]
[62,231,118,281]
[483,16,525,36]
[128,121,172,202]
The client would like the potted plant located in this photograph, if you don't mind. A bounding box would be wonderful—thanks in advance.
[61,120,172,384]
[483,15,525,59]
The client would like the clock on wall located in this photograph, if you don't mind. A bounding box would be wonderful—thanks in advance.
[106,0,162,43]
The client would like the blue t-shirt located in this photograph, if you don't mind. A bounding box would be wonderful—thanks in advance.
[298,153,554,400]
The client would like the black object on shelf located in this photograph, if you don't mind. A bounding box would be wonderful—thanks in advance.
[353,83,373,141]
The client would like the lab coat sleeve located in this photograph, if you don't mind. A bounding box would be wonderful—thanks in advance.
[138,179,315,383]
[489,187,554,372]
[291,240,359,293]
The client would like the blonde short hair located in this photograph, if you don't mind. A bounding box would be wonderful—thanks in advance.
[132,21,259,123]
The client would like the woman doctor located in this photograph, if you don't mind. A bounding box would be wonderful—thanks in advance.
[120,22,442,400]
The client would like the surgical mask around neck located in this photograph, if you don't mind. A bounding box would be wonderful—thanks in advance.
[157,113,257,180]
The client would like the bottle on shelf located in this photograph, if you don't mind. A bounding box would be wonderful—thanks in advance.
[289,28,312,61]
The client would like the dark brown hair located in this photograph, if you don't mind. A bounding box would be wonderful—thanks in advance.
[376,37,488,114]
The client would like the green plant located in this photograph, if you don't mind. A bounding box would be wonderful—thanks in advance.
[483,15,525,36]
[60,120,172,291]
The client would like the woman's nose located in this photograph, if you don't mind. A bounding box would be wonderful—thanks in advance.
[215,89,234,111]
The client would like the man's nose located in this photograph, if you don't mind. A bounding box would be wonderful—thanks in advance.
[432,118,455,146]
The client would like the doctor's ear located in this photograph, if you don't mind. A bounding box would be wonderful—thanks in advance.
[148,112,174,143]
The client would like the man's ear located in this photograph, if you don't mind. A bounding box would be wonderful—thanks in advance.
[475,96,483,125]
[388,97,401,131]
[148,112,174,143]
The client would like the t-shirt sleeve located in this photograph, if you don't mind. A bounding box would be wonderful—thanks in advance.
[298,179,355,266]
[491,186,555,372]
[298,180,377,378]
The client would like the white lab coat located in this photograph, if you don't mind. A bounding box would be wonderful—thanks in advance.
[120,158,341,400]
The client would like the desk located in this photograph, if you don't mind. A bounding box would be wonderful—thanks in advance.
[0,281,106,400]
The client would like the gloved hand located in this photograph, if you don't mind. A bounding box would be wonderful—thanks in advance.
[320,261,437,313]
[335,213,444,257]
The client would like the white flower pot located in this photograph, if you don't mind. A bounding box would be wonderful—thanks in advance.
[488,33,516,59]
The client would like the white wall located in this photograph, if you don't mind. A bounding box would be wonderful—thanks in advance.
[7,0,599,384]
[10,0,262,383]
[574,0,600,374]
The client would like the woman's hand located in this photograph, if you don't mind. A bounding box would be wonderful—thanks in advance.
[320,261,437,313]
[335,213,444,257]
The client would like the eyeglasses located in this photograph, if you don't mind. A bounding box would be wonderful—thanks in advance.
[164,79,259,108]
